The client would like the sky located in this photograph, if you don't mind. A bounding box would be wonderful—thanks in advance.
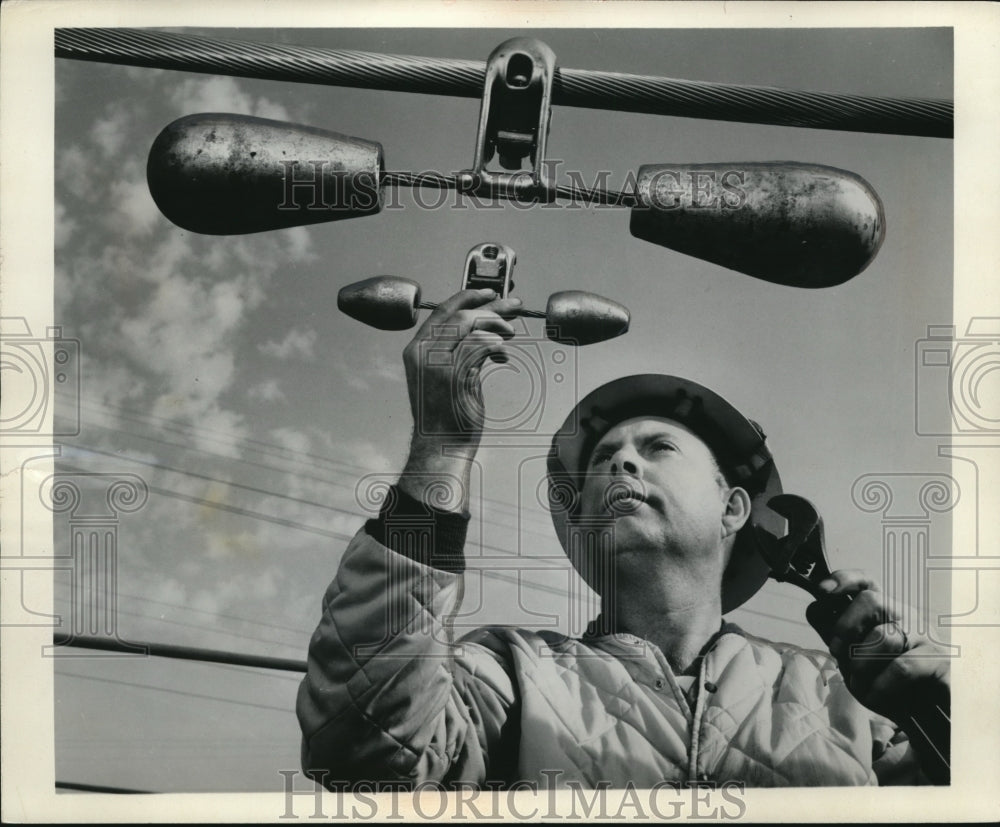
[43,23,958,793]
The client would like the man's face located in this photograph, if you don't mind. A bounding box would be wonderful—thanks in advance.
[576,416,738,568]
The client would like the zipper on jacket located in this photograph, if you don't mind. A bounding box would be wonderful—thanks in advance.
[687,656,709,782]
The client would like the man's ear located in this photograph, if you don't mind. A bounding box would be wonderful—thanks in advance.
[721,486,752,539]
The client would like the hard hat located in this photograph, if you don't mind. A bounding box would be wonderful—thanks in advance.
[546,374,783,613]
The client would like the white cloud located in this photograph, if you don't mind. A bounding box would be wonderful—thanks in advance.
[371,352,405,384]
[107,177,161,238]
[342,369,370,391]
[325,512,367,537]
[269,427,311,456]
[54,200,77,248]
[190,587,222,615]
[281,226,316,263]
[209,279,251,330]
[169,75,290,123]
[203,528,264,562]
[143,231,194,284]
[81,363,149,412]
[108,259,268,459]
[258,327,317,361]
[90,105,131,158]
[56,144,91,200]
[122,65,160,83]
[54,62,357,609]
[349,440,395,474]
[330,350,405,392]
[147,577,188,610]
[254,97,293,123]
[166,404,248,459]
[312,434,396,477]
[248,379,285,403]
[119,264,263,376]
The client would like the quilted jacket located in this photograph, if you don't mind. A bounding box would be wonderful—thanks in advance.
[296,527,929,788]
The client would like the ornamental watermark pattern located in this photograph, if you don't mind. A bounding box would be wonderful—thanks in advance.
[42,473,149,657]
[274,161,752,213]
[277,769,748,821]
[0,317,80,438]
[850,472,960,655]
[911,317,1000,630]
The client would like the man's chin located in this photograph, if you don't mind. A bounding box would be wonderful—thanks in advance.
[603,520,659,552]
[610,506,645,520]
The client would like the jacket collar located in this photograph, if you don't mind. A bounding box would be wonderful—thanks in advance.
[582,614,745,644]
[582,615,747,676]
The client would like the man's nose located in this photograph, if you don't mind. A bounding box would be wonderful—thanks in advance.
[610,448,641,477]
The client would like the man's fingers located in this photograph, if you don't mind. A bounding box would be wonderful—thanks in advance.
[828,589,889,648]
[860,641,950,721]
[414,288,497,339]
[455,330,509,369]
[824,589,904,666]
[420,302,522,348]
[416,290,525,339]
[803,566,953,740]
[843,621,909,696]
[453,309,517,341]
[808,570,885,660]
[816,568,880,596]
[859,621,908,654]
[485,296,528,320]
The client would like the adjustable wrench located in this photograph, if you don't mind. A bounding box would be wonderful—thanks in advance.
[756,495,948,780]
[753,493,839,599]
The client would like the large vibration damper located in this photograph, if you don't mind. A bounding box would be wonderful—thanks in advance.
[146,38,886,289]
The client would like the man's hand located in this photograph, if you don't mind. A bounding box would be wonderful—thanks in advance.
[399,288,523,509]
[806,569,950,782]
[805,569,950,720]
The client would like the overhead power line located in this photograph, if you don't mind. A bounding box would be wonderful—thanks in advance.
[52,582,309,650]
[67,436,558,542]
[61,391,557,529]
[55,461,358,542]
[54,633,307,673]
[55,27,952,137]
[57,669,297,715]
[57,574,314,637]
[56,781,151,794]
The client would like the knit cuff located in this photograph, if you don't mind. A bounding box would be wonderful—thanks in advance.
[365,484,469,574]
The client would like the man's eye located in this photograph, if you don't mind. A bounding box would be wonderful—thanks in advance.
[590,451,611,467]
[651,441,677,453]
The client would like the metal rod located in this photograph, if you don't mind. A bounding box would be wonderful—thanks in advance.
[417,300,547,318]
[52,634,307,673]
[384,171,639,207]
[55,28,952,138]
[56,781,151,794]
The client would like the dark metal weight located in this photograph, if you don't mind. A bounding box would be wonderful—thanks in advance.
[147,114,384,235]
[629,162,886,288]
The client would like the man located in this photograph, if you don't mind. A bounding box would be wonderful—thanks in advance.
[296,289,950,787]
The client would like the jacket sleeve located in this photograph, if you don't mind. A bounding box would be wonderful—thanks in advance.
[295,525,520,787]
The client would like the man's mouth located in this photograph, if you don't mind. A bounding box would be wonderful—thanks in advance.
[604,483,648,514]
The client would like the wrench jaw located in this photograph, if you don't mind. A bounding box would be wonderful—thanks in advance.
[784,518,835,596]
[753,525,822,596]
[753,494,835,599]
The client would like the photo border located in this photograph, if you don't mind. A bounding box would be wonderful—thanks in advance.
[2,0,997,822]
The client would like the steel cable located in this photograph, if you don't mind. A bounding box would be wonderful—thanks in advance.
[55,27,952,138]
